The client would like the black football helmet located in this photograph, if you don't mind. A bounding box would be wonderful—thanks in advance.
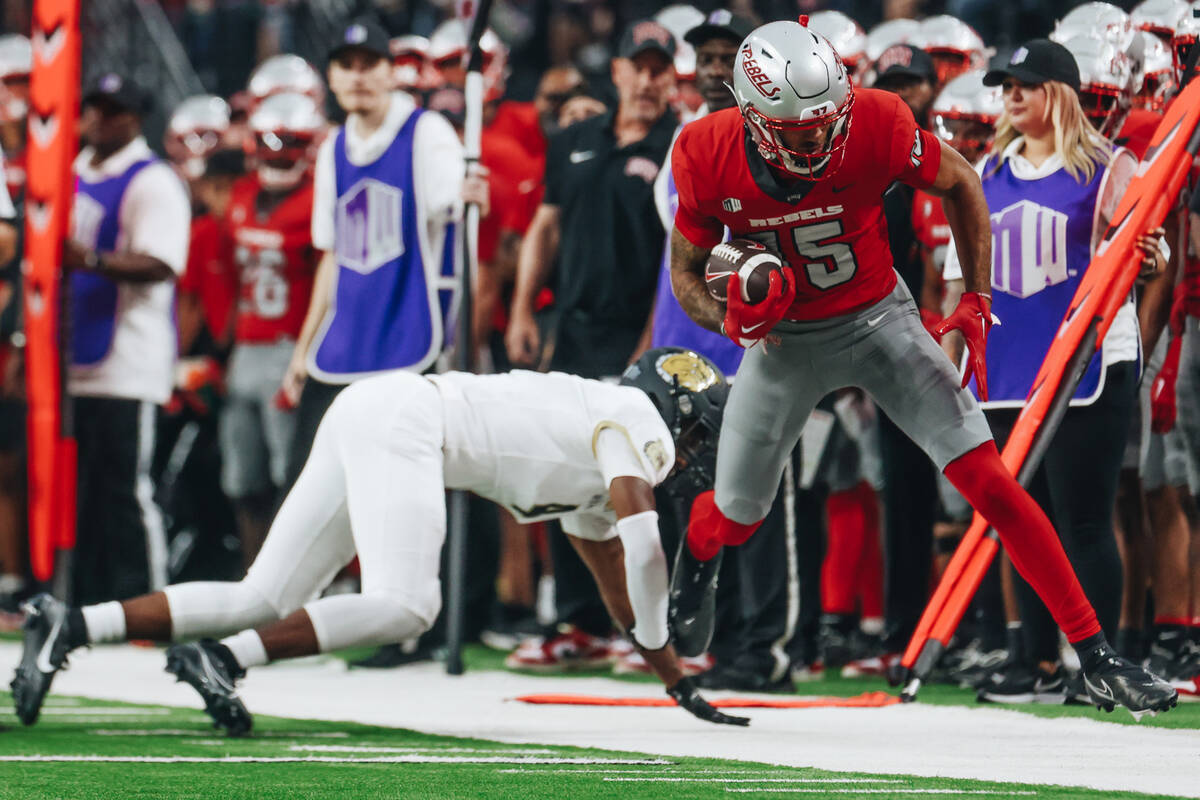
[621,347,728,499]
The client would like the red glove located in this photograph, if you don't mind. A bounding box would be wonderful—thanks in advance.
[931,292,995,402]
[920,307,944,334]
[1151,334,1183,433]
[721,270,796,348]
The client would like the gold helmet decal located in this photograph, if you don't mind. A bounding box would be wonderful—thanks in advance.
[655,351,718,393]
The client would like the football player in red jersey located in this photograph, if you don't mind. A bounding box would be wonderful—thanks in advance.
[670,18,1177,715]
[220,92,323,565]
[918,70,1002,317]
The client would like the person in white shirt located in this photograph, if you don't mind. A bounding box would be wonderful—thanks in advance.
[62,73,190,606]
[279,19,464,489]
[12,348,750,733]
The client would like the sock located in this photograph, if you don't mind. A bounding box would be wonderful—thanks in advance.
[943,442,1101,644]
[80,601,126,646]
[1073,631,1114,673]
[686,490,762,561]
[1115,628,1145,663]
[1005,621,1025,664]
[220,630,269,671]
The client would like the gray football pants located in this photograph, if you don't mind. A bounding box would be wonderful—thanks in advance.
[716,279,992,524]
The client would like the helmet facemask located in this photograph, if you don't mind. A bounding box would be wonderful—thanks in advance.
[254,129,314,191]
[739,84,854,180]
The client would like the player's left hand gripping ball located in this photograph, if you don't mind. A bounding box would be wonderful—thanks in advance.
[667,677,750,726]
[721,270,796,348]
[931,292,997,401]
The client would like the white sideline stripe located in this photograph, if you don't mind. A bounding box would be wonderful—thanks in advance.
[89,729,349,738]
[496,769,796,775]
[604,778,902,784]
[725,791,1037,796]
[39,707,173,716]
[290,745,556,754]
[0,755,670,765]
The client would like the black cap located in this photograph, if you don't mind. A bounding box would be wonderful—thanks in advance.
[872,44,936,85]
[82,72,151,115]
[618,19,677,61]
[684,9,757,47]
[328,17,391,62]
[983,39,1080,92]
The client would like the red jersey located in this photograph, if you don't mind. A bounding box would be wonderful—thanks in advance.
[1115,109,1162,160]
[673,89,942,320]
[488,101,546,162]
[225,174,317,343]
[481,127,542,238]
[180,213,235,343]
[911,187,951,269]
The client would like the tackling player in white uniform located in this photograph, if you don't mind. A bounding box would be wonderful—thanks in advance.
[11,348,748,732]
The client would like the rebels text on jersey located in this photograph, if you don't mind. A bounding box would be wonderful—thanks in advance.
[672,89,942,320]
[225,174,318,343]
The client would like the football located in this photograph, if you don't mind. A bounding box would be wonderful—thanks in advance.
[704,239,787,304]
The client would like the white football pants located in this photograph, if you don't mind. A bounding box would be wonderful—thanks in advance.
[166,372,446,651]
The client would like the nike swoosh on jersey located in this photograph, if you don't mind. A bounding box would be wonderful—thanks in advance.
[831,183,852,193]
[867,312,888,327]
[35,614,63,674]
[740,321,766,334]
[568,150,596,163]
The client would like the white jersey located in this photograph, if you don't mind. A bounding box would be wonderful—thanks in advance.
[429,370,675,538]
[69,137,190,404]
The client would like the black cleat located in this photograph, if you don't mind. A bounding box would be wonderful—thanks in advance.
[669,535,722,658]
[1082,646,1178,720]
[10,594,74,725]
[164,640,252,736]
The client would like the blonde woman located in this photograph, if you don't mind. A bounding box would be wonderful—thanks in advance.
[943,39,1168,704]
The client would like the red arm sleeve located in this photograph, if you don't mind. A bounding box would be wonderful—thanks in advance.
[885,95,941,190]
[671,127,725,248]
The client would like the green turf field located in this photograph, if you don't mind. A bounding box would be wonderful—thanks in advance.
[0,691,1190,800]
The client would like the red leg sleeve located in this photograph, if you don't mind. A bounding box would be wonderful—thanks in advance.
[822,487,864,615]
[687,490,763,561]
[943,441,1101,644]
[854,482,885,620]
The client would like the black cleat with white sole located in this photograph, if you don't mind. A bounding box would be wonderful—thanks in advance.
[669,535,722,659]
[10,593,74,725]
[1082,645,1177,720]
[165,640,252,736]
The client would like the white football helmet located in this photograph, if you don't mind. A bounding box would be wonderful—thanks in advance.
[165,95,232,180]
[428,19,508,100]
[807,11,868,79]
[248,92,325,191]
[931,70,1002,159]
[656,5,706,80]
[1132,0,1190,41]
[1131,29,1177,108]
[1173,2,1200,71]
[390,35,435,93]
[247,54,325,106]
[911,15,987,86]
[0,34,30,123]
[732,20,854,180]
[1060,34,1134,137]
[1052,2,1136,50]
[865,18,920,61]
